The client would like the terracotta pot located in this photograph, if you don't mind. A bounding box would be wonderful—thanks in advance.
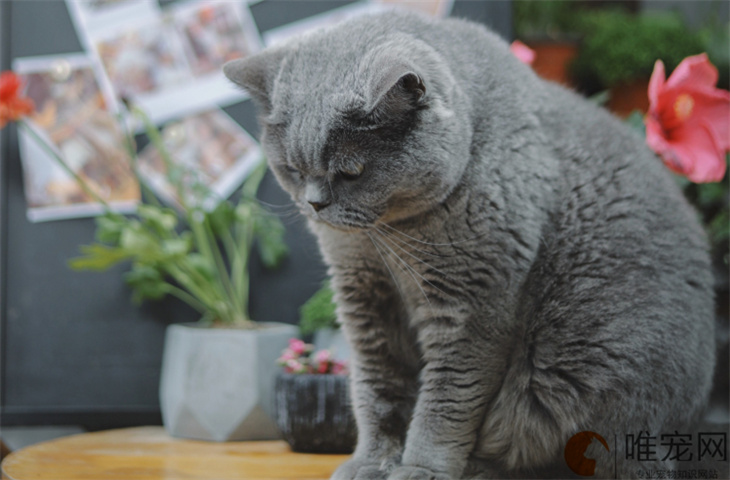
[274,373,357,453]
[608,78,651,118]
[526,40,579,87]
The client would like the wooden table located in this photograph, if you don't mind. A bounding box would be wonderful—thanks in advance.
[1,427,350,480]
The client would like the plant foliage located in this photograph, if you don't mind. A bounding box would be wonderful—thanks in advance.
[299,281,338,335]
[68,107,287,327]
[572,11,705,89]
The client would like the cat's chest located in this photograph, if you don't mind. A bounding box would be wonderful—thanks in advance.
[318,224,466,317]
[363,232,449,316]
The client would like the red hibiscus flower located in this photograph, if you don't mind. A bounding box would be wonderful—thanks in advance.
[0,71,34,129]
[510,40,536,66]
[645,54,730,183]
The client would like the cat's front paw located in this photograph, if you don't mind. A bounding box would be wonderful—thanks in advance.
[330,459,388,480]
[387,466,450,480]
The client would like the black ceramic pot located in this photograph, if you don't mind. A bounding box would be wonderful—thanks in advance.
[274,373,357,453]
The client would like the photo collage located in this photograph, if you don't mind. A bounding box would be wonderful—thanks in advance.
[14,0,453,222]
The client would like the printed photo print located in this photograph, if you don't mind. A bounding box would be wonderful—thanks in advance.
[172,1,255,77]
[263,2,379,46]
[14,55,140,221]
[80,0,135,13]
[372,0,454,17]
[137,109,261,210]
[95,17,191,99]
[66,0,162,53]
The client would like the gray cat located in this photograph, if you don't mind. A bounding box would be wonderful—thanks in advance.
[224,11,716,480]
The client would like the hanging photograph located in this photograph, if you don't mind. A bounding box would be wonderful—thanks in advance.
[95,17,192,99]
[137,108,261,211]
[13,54,140,222]
[172,0,261,77]
[371,0,453,18]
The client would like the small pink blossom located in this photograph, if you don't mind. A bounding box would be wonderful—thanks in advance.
[288,338,310,355]
[645,53,730,183]
[314,349,332,364]
[284,358,306,374]
[277,349,296,363]
[331,361,348,375]
[278,338,348,375]
[510,40,536,66]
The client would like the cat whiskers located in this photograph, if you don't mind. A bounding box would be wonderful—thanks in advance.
[369,233,435,311]
[374,228,454,281]
[379,221,488,248]
[375,226,444,259]
[365,231,411,307]
[256,199,301,219]
[370,231,453,308]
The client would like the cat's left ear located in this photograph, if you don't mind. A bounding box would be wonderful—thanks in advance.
[223,48,286,113]
[364,59,427,118]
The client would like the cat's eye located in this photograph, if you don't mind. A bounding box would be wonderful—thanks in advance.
[283,164,300,175]
[339,163,364,181]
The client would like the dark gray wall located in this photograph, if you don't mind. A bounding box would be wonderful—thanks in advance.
[0,1,510,429]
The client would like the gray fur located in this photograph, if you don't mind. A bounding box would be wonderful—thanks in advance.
[224,12,715,480]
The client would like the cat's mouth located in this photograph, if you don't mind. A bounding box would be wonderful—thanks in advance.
[311,216,373,233]
[304,208,375,232]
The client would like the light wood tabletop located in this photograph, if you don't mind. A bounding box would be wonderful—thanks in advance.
[1,426,350,480]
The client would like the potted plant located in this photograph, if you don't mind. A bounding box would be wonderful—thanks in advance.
[299,281,349,360]
[273,339,356,454]
[571,10,705,117]
[513,0,583,87]
[0,73,297,441]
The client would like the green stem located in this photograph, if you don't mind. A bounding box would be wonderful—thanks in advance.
[221,227,246,311]
[163,284,209,315]
[242,159,268,199]
[233,205,255,321]
[132,106,192,213]
[116,112,162,208]
[19,120,111,210]
[202,216,246,322]
[166,263,226,319]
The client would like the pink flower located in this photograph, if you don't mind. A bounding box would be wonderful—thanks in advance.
[284,359,306,374]
[510,40,536,66]
[331,361,348,376]
[314,349,332,364]
[277,349,296,363]
[287,338,310,355]
[645,54,730,183]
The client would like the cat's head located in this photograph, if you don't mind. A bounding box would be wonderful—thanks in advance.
[224,13,471,231]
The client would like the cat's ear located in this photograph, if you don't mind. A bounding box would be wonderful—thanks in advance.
[223,48,286,112]
[365,60,427,121]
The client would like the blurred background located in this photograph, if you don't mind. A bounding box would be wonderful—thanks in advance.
[0,0,727,454]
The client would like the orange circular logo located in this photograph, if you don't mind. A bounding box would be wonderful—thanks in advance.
[564,431,610,476]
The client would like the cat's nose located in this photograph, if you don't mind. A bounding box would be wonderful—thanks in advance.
[308,200,331,212]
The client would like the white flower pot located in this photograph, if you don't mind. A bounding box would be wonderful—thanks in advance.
[159,322,298,441]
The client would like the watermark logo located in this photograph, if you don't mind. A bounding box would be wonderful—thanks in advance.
[564,430,727,478]
[564,431,610,477]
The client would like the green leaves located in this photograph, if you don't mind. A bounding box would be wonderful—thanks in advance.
[69,244,132,271]
[254,208,288,268]
[625,110,646,137]
[69,164,289,325]
[124,264,167,304]
[299,281,338,335]
[68,107,288,326]
[137,204,178,235]
[95,213,127,244]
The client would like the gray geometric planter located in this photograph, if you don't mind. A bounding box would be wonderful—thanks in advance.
[159,322,298,442]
